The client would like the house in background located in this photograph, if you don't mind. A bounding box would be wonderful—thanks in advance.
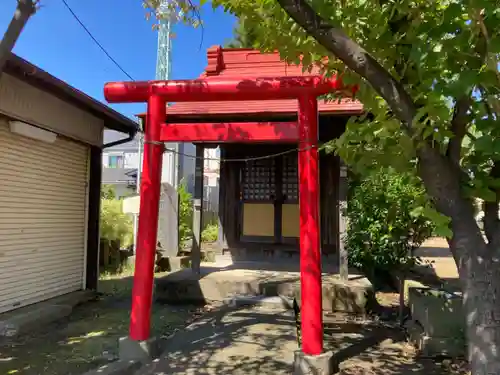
[102,130,140,198]
[102,129,201,199]
[0,54,138,315]
[203,147,220,214]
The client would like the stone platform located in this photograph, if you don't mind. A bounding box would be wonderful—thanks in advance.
[154,258,374,314]
[406,287,465,357]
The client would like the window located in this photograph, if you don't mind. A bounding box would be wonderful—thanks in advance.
[108,155,124,168]
[242,158,276,201]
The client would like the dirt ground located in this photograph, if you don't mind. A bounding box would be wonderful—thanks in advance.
[331,291,469,375]
[0,273,209,375]
[338,239,468,375]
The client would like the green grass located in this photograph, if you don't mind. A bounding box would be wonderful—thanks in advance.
[0,269,194,375]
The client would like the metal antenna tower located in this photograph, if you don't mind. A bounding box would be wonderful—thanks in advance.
[155,1,173,81]
[155,1,180,188]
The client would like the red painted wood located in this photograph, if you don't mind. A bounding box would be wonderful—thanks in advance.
[298,95,323,356]
[129,95,165,341]
[134,48,363,118]
[104,75,348,103]
[159,122,299,142]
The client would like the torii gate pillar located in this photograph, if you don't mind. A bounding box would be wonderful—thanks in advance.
[297,95,323,355]
[129,95,166,340]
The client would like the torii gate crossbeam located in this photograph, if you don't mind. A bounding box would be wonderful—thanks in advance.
[104,75,352,357]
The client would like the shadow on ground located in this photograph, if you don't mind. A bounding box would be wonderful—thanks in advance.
[136,301,468,375]
[0,276,203,375]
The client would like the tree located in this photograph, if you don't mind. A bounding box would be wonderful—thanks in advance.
[225,17,259,48]
[207,1,499,373]
[0,0,38,78]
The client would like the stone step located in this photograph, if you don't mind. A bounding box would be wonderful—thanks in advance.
[223,295,293,309]
[154,269,375,314]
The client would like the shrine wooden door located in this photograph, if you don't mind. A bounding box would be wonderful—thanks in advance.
[240,153,299,244]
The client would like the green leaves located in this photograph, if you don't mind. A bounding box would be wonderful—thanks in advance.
[212,0,499,242]
[178,182,193,244]
[100,199,133,247]
[411,205,452,238]
[345,168,435,273]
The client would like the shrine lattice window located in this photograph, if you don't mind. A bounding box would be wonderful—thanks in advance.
[242,158,276,201]
[282,153,298,202]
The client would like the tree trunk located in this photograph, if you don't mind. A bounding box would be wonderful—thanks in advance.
[416,147,500,374]
[453,239,500,375]
[0,0,36,77]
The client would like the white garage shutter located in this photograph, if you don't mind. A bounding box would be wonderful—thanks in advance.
[0,119,89,313]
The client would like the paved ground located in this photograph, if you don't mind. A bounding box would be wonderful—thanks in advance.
[135,302,468,375]
[137,241,467,375]
[417,238,460,290]
[137,305,297,375]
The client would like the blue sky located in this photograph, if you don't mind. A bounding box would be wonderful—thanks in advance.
[0,0,236,118]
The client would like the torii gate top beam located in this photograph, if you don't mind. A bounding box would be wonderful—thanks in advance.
[104,75,351,104]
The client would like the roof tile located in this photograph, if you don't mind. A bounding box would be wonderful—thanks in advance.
[164,47,363,117]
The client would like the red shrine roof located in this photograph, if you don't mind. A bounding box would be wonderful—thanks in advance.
[139,46,364,119]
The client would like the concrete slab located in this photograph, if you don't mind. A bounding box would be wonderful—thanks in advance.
[224,295,293,309]
[293,350,335,375]
[155,261,374,313]
[406,287,465,357]
[0,290,95,337]
[136,306,299,375]
[406,320,466,357]
[119,337,162,362]
[408,287,463,337]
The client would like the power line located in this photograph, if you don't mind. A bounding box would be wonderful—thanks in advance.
[144,140,326,162]
[60,0,135,81]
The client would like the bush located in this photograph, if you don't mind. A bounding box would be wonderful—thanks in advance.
[201,223,218,243]
[101,184,116,200]
[100,198,133,273]
[178,182,193,245]
[345,168,434,283]
[100,199,133,246]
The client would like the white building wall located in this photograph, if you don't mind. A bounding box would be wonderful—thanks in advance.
[102,153,109,167]
[181,143,196,193]
[204,147,220,174]
[124,152,139,168]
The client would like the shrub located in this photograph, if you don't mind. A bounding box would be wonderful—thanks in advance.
[101,184,116,200]
[178,182,193,245]
[201,223,218,243]
[345,168,434,283]
[100,198,133,273]
[100,199,133,247]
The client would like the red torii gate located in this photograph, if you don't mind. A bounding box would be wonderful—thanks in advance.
[104,75,351,357]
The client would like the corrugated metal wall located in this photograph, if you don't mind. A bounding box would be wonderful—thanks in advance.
[0,118,89,313]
